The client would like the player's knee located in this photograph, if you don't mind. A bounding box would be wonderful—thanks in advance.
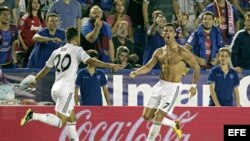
[154,111,165,122]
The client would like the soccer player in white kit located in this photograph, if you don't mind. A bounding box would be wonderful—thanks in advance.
[20,27,121,141]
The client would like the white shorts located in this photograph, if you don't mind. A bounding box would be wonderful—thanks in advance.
[145,80,182,113]
[51,84,75,117]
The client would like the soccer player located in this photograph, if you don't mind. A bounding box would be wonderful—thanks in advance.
[20,27,121,141]
[129,23,200,140]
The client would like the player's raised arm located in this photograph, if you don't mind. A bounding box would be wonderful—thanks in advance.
[130,49,159,79]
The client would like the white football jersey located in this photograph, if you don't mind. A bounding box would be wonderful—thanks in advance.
[46,43,90,88]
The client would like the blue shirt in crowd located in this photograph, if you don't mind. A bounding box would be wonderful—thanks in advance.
[48,0,82,30]
[207,66,240,106]
[143,32,165,69]
[75,68,107,106]
[0,25,18,66]
[28,28,65,68]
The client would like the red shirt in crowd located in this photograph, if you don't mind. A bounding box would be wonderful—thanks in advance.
[19,14,46,50]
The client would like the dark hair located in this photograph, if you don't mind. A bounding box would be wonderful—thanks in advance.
[180,13,189,20]
[202,11,215,19]
[116,46,129,57]
[111,0,127,14]
[87,49,99,58]
[0,6,10,15]
[66,27,78,42]
[46,13,57,22]
[164,23,177,32]
[218,47,231,57]
[27,0,43,22]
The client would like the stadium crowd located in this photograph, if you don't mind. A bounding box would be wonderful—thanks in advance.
[0,0,250,71]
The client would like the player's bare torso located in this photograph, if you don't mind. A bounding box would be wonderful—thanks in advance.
[156,45,187,82]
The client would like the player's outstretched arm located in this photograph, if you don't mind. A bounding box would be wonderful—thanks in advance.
[129,50,159,79]
[86,58,122,72]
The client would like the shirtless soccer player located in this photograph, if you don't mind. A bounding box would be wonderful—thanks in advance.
[130,23,200,141]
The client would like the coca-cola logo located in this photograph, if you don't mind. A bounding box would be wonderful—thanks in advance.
[59,109,198,141]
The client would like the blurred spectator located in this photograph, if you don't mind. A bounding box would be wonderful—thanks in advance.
[112,21,134,55]
[81,5,115,62]
[197,0,239,46]
[126,0,144,28]
[48,0,81,31]
[75,49,111,106]
[18,0,46,67]
[28,13,65,68]
[176,13,191,46]
[0,0,18,25]
[202,0,213,8]
[231,0,250,29]
[0,6,18,68]
[128,53,140,68]
[174,0,204,32]
[99,0,113,11]
[18,0,27,17]
[207,47,240,106]
[40,0,56,19]
[231,12,250,72]
[143,10,166,69]
[114,46,132,69]
[185,11,224,70]
[143,0,176,30]
[106,0,133,40]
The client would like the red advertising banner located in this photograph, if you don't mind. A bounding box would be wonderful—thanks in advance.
[0,106,250,141]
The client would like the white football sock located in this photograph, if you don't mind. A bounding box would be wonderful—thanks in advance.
[32,113,62,128]
[161,117,176,128]
[67,122,79,141]
[146,122,161,141]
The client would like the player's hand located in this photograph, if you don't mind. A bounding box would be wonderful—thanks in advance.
[189,86,196,98]
[52,37,62,43]
[108,64,122,72]
[129,71,137,79]
[28,79,37,88]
